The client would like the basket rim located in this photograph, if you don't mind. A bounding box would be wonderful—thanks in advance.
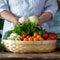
[2,40,57,44]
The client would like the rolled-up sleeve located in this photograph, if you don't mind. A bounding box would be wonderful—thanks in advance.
[0,0,9,13]
[44,0,58,17]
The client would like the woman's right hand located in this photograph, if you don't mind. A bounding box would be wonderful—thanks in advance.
[12,17,20,25]
[0,10,21,25]
[13,16,29,26]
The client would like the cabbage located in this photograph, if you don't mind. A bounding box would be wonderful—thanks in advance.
[29,16,38,26]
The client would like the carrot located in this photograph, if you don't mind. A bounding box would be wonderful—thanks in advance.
[33,38,38,41]
[23,38,28,41]
[33,32,38,37]
[38,37,44,41]
[28,37,33,41]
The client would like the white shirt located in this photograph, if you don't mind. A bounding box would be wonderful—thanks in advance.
[0,0,58,38]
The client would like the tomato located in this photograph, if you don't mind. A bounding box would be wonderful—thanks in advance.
[22,34,28,38]
[26,35,31,39]
[42,33,49,39]
[47,38,52,40]
[20,36,24,40]
[20,34,28,40]
[49,33,57,40]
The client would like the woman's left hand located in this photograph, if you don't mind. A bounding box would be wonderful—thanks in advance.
[37,17,43,26]
[37,12,52,26]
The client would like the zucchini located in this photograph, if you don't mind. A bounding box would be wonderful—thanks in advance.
[57,33,60,40]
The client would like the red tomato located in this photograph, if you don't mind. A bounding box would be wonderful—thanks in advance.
[26,35,31,39]
[49,33,57,40]
[47,38,52,40]
[22,34,28,38]
[20,36,24,40]
[20,34,28,40]
[42,33,49,39]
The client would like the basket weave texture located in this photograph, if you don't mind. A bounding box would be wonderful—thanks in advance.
[3,40,57,53]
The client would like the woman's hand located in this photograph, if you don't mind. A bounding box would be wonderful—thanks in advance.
[37,18,43,26]
[12,17,20,25]
[37,12,52,26]
[0,10,20,25]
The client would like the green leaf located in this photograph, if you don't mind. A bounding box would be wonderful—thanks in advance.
[0,19,4,29]
[57,33,60,39]
[13,21,35,36]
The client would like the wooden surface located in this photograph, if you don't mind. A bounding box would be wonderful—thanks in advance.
[0,48,60,60]
[0,51,60,58]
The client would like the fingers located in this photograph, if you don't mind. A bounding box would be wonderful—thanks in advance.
[13,17,20,25]
[37,17,43,26]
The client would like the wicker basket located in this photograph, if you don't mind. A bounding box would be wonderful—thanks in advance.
[2,40,57,53]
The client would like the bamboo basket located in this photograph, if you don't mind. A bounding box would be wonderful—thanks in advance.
[2,40,57,53]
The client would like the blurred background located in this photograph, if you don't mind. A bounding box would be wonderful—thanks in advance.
[0,19,4,40]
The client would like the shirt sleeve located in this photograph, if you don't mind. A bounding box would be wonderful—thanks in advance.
[0,0,9,13]
[44,0,58,17]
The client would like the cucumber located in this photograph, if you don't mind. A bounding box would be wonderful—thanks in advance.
[0,42,3,51]
[57,33,60,39]
[3,30,12,39]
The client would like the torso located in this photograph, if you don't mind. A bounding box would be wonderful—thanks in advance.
[2,0,50,38]
[8,0,46,17]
